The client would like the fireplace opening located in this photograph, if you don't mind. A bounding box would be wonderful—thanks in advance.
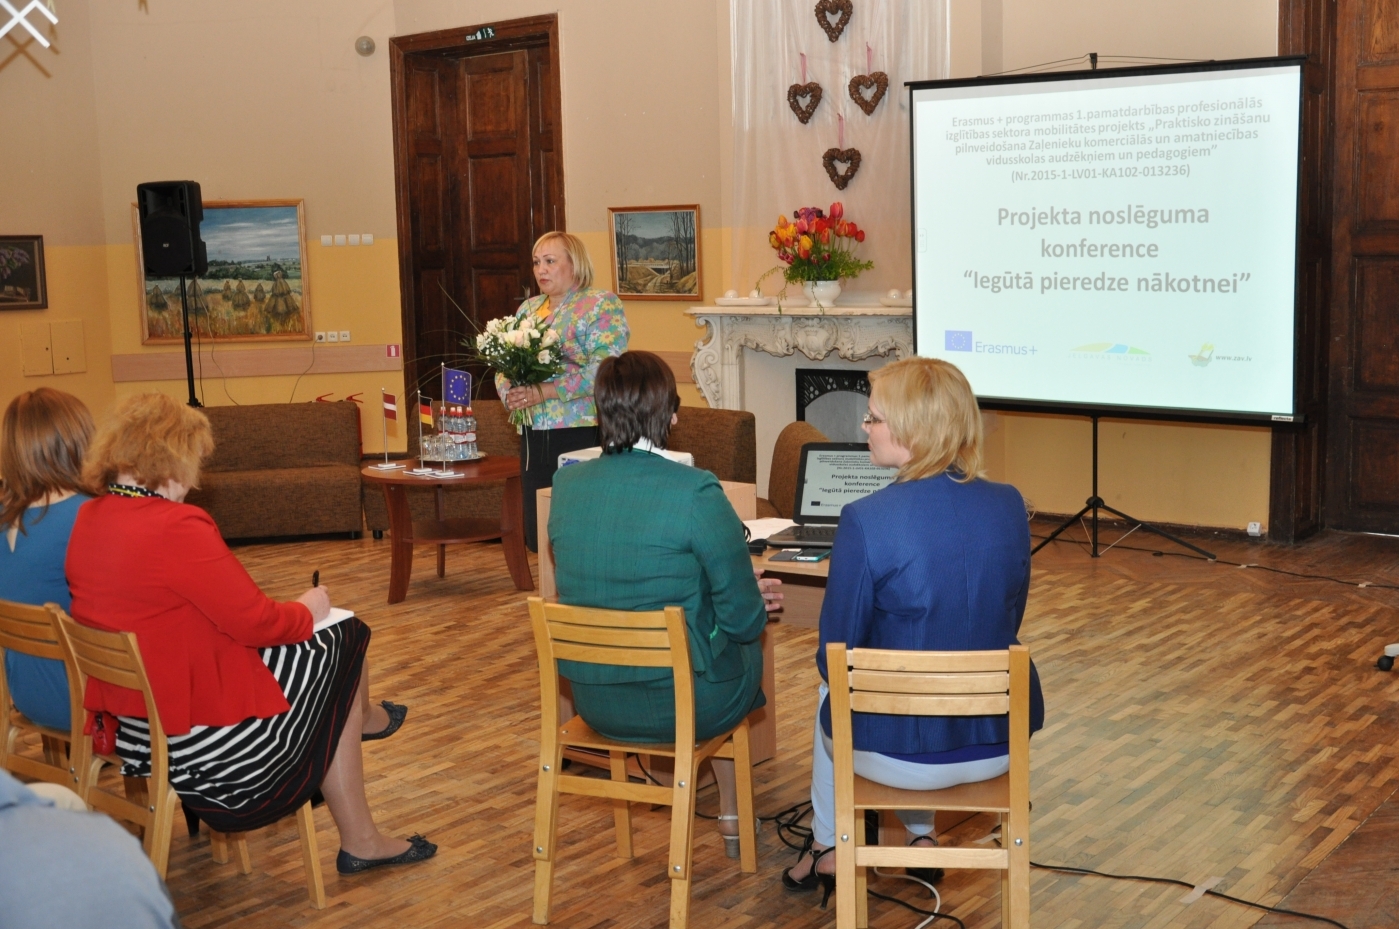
[796,369,871,442]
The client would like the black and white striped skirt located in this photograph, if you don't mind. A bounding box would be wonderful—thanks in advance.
[116,617,371,834]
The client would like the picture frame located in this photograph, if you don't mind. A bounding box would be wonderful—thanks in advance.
[0,235,48,310]
[607,205,701,301]
[134,199,311,343]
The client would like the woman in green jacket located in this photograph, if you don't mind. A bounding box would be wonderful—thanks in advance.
[548,350,781,854]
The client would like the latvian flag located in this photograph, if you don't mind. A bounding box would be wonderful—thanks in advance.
[382,393,397,420]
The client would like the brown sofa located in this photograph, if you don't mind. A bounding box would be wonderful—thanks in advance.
[756,420,830,518]
[361,401,758,534]
[186,402,364,540]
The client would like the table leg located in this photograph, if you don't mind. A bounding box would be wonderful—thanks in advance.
[435,487,447,578]
[501,474,534,591]
[383,485,414,604]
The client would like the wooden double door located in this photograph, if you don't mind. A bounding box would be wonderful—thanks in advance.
[390,17,564,403]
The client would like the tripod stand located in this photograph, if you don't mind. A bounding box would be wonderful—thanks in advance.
[1031,415,1215,560]
[177,275,201,408]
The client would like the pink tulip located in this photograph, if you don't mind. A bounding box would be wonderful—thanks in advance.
[829,201,844,221]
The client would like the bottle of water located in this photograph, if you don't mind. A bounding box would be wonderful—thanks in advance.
[461,407,478,458]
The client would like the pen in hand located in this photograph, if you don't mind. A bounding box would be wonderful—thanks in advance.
[312,570,320,588]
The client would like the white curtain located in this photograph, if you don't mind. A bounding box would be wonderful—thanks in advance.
[730,0,948,300]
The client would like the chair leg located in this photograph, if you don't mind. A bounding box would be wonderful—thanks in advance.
[609,751,634,858]
[1002,867,1013,929]
[41,734,65,767]
[437,544,446,578]
[666,759,699,929]
[147,784,180,879]
[730,721,757,874]
[296,800,327,909]
[531,742,563,925]
[210,830,230,863]
[854,817,869,929]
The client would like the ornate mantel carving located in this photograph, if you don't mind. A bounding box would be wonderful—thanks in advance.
[686,306,914,409]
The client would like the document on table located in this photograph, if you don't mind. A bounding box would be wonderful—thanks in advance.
[743,518,797,542]
[315,607,356,633]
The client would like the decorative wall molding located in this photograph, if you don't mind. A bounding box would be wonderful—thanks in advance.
[685,306,912,409]
[110,344,403,383]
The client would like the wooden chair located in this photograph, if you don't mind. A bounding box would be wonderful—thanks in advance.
[828,643,1032,929]
[0,598,84,789]
[528,597,758,928]
[54,612,326,908]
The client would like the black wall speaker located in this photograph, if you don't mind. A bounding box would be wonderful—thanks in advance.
[136,181,208,276]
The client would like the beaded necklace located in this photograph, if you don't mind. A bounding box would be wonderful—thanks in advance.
[107,483,163,499]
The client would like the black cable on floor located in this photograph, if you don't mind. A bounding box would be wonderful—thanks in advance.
[865,889,967,929]
[1030,861,1350,929]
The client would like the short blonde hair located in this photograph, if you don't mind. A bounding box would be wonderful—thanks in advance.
[83,393,214,493]
[533,231,595,290]
[868,357,983,483]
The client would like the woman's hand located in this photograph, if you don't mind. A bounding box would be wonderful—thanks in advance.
[296,586,331,624]
[505,382,558,412]
[754,568,784,613]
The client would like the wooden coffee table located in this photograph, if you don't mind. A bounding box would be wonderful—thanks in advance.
[361,457,533,603]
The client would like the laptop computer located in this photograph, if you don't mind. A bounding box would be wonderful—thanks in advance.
[765,442,898,548]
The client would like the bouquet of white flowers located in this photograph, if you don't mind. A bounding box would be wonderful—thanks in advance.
[471,314,565,427]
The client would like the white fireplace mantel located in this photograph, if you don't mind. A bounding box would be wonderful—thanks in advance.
[686,305,914,410]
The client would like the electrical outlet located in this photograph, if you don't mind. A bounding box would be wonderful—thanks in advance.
[362,233,374,246]
[326,331,339,342]
[320,234,332,247]
[334,235,346,246]
[314,331,327,343]
[339,330,351,342]
[1246,521,1263,538]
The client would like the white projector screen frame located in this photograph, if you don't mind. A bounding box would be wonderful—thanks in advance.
[908,57,1306,424]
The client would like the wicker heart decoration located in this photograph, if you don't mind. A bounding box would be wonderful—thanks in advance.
[814,0,852,43]
[848,72,888,116]
[787,82,824,124]
[822,147,862,190]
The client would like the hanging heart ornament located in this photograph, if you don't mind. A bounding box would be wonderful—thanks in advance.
[822,147,862,190]
[848,72,888,116]
[787,82,824,124]
[814,0,852,42]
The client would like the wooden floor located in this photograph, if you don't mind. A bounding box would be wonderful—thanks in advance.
[37,518,1399,928]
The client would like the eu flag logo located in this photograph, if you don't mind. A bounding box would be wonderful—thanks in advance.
[945,330,973,352]
[444,368,471,404]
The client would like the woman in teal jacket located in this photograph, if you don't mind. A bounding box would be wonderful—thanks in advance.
[548,350,781,853]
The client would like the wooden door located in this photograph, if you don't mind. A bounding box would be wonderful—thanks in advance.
[1323,0,1399,531]
[390,17,565,405]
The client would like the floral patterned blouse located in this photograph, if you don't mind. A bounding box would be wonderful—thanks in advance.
[494,287,629,430]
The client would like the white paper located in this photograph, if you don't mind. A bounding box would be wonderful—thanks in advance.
[314,607,355,633]
[744,518,797,541]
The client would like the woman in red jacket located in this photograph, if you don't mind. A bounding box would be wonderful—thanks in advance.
[66,393,435,874]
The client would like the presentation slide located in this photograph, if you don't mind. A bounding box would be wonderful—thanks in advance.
[800,450,898,520]
[911,61,1302,420]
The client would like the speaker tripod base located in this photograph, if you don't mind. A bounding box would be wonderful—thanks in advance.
[1032,495,1216,560]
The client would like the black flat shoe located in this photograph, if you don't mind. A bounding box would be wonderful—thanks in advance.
[781,835,837,907]
[362,701,408,741]
[906,836,944,886]
[336,834,437,874]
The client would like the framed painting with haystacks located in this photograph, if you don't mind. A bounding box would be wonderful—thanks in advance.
[607,205,701,301]
[134,199,312,343]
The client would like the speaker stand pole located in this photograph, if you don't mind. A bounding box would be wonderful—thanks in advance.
[178,275,201,408]
[1030,414,1215,560]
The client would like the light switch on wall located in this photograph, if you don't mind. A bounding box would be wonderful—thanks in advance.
[362,233,374,245]
[347,234,360,246]
[333,235,346,246]
[320,234,333,247]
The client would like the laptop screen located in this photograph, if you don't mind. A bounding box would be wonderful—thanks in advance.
[796,445,898,523]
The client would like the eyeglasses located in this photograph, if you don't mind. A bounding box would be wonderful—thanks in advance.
[861,412,886,426]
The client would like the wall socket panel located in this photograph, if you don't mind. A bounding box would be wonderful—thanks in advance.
[314,331,327,342]
[339,331,351,342]
[1246,521,1263,537]
[326,331,339,342]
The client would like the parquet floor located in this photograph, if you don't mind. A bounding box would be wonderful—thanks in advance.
[41,520,1399,927]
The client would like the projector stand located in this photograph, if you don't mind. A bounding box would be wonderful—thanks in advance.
[1031,415,1215,560]
[177,275,201,408]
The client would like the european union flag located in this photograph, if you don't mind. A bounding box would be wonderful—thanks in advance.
[444,367,471,404]
[945,330,973,352]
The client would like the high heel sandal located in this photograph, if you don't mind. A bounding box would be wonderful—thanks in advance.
[716,815,760,859]
[781,835,837,907]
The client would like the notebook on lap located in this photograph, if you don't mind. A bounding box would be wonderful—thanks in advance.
[765,442,898,548]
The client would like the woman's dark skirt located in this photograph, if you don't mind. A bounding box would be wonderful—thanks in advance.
[521,425,599,552]
[115,617,370,834]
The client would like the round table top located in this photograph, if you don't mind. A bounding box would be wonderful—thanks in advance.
[361,456,521,486]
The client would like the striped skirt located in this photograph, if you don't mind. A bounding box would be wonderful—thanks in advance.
[116,617,370,834]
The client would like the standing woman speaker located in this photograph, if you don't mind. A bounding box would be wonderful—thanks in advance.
[499,232,629,552]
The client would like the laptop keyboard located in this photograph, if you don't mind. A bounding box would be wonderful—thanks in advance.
[783,525,837,543]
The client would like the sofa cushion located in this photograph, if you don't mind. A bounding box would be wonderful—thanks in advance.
[189,464,362,539]
[202,402,361,473]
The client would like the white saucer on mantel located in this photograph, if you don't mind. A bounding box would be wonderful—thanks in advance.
[714,296,775,306]
[879,289,914,308]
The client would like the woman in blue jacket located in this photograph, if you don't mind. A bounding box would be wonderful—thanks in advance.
[782,357,1044,900]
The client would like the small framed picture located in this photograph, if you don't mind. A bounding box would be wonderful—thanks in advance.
[0,235,48,310]
[607,205,701,301]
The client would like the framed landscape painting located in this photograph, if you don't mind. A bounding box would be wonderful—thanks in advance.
[135,199,311,343]
[608,205,701,301]
[0,235,48,310]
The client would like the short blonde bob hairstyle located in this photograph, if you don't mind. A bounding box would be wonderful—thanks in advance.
[83,393,215,494]
[867,356,983,483]
[533,231,595,291]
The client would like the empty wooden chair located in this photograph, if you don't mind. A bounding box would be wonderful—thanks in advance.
[54,612,326,908]
[0,598,84,789]
[828,643,1032,929]
[528,596,758,928]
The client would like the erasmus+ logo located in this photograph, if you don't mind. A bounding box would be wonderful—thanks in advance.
[945,330,973,352]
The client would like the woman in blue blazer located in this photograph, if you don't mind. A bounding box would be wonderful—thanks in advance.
[782,357,1045,900]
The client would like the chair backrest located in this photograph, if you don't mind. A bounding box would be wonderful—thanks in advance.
[0,598,85,783]
[527,597,696,747]
[767,421,829,518]
[827,644,1031,801]
[669,407,757,484]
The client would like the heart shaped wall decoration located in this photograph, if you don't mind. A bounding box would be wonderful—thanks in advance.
[822,147,862,190]
[814,0,852,43]
[787,82,824,124]
[848,72,888,116]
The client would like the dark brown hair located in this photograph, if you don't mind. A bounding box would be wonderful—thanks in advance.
[1,388,95,533]
[83,392,214,493]
[595,351,681,453]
